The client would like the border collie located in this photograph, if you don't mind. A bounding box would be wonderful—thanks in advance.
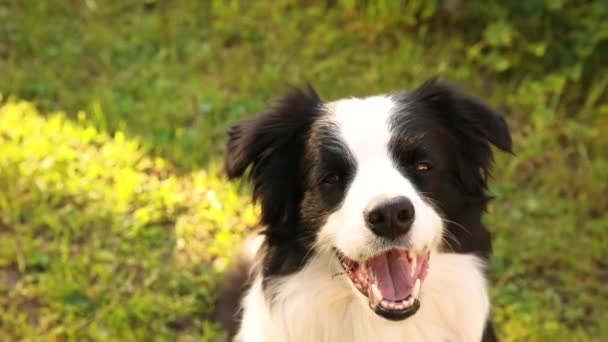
[215,79,512,342]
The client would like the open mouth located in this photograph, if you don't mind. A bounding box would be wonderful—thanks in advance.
[335,248,430,321]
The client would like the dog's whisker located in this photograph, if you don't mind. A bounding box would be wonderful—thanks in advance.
[441,218,472,236]
[442,229,461,246]
[440,232,459,251]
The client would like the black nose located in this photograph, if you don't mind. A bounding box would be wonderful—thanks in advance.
[365,196,415,239]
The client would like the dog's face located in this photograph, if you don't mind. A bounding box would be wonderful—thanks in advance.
[225,79,511,321]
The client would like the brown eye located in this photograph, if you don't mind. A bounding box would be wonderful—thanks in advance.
[322,174,341,184]
[415,162,432,172]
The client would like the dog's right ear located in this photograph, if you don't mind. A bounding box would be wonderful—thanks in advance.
[225,86,322,179]
[224,121,258,179]
[224,86,322,231]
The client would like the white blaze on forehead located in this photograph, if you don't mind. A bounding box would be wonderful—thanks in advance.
[320,95,443,259]
[325,95,397,158]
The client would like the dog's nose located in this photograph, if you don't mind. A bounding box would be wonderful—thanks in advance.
[365,196,415,239]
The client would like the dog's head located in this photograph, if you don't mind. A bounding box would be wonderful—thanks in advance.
[225,79,512,321]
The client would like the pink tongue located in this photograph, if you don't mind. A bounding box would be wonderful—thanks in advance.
[367,250,414,301]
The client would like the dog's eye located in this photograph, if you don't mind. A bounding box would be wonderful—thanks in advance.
[322,173,341,185]
[415,162,432,172]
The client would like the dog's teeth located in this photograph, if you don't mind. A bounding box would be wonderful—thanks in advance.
[407,296,415,306]
[369,292,377,306]
[360,264,368,279]
[410,255,418,278]
[371,284,383,302]
[411,255,417,276]
[412,279,421,298]
[407,250,414,261]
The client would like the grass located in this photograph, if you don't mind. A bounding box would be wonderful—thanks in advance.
[1,0,607,340]
[0,101,257,340]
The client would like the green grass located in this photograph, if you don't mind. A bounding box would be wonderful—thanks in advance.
[1,0,607,340]
[0,101,257,340]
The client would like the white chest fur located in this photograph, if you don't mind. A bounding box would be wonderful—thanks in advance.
[235,252,490,342]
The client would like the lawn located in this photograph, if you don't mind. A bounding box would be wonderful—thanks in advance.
[1,0,607,341]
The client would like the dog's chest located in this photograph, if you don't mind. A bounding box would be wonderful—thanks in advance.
[236,252,490,342]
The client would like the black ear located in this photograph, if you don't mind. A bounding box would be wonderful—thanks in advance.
[224,86,322,233]
[411,78,513,196]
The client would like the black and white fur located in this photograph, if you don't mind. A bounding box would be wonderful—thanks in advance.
[216,79,512,342]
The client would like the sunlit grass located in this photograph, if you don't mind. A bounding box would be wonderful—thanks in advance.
[0,100,256,339]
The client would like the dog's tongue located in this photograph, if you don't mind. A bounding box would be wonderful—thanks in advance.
[367,250,414,301]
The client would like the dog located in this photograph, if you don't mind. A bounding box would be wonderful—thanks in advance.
[215,78,512,342]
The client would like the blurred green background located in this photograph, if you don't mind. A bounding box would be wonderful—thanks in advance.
[1,0,607,340]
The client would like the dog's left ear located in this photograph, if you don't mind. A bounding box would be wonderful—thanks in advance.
[410,79,513,196]
[224,86,322,234]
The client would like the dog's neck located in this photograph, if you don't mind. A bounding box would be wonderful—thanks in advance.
[236,251,491,342]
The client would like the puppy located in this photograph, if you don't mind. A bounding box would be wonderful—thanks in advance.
[216,79,512,342]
